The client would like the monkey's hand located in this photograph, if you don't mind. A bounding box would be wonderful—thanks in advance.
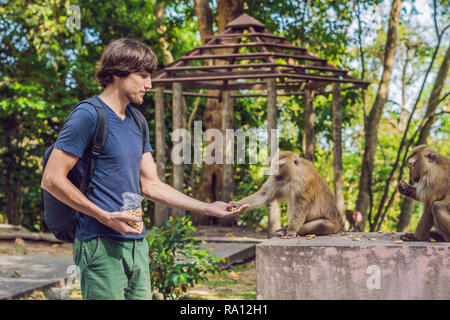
[275,228,287,237]
[398,181,415,198]
[400,232,418,241]
[425,231,445,242]
[281,230,297,239]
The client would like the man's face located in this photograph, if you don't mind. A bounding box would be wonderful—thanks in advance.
[118,71,152,105]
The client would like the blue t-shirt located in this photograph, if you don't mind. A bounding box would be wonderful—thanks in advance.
[54,95,153,241]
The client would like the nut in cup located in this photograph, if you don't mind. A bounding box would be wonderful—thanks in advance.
[124,208,143,230]
[120,192,145,231]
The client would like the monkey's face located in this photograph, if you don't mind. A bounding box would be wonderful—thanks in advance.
[273,152,301,183]
[407,146,436,183]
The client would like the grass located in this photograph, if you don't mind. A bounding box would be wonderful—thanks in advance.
[180,261,256,300]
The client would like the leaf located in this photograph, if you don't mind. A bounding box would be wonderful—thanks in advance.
[172,274,179,286]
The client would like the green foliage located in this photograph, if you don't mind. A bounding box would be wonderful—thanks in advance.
[146,216,224,300]
[0,0,448,235]
[0,0,199,228]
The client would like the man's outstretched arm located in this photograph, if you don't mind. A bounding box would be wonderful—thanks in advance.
[139,152,248,218]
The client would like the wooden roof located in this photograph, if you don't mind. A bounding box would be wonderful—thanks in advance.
[151,13,369,98]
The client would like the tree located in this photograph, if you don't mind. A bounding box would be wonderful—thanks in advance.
[355,0,402,231]
[368,0,450,231]
[0,0,83,226]
[192,0,244,225]
[397,44,450,231]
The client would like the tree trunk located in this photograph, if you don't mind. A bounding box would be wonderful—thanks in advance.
[217,0,244,32]
[172,82,185,218]
[303,88,314,162]
[398,43,410,132]
[153,87,169,226]
[416,45,450,145]
[332,82,345,215]
[355,0,402,231]
[397,45,450,231]
[154,0,173,225]
[155,1,174,64]
[192,0,243,225]
[3,116,21,225]
[5,181,20,225]
[220,89,236,226]
[194,96,223,225]
[191,0,216,225]
[217,0,242,226]
[194,0,214,42]
[266,78,281,237]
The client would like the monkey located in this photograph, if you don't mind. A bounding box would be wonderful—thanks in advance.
[228,151,344,238]
[345,210,363,232]
[398,145,450,242]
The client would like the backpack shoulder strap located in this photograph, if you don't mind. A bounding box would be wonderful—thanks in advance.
[76,97,109,194]
[128,105,148,154]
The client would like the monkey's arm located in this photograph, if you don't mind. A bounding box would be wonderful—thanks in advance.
[401,204,434,241]
[398,181,418,200]
[414,204,435,240]
[284,199,312,237]
[235,179,277,210]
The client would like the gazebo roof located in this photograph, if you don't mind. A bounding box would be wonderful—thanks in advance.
[152,13,369,98]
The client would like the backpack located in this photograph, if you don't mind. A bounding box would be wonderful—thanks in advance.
[42,96,148,243]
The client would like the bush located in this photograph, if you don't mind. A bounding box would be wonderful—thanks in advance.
[146,216,224,300]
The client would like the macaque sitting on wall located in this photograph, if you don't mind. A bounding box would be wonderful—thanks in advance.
[228,151,343,238]
[398,145,450,242]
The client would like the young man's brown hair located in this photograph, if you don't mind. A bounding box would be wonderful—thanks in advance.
[95,38,158,88]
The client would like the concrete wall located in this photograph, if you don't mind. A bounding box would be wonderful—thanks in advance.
[256,232,450,300]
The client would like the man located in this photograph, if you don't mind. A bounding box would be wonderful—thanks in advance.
[41,38,247,300]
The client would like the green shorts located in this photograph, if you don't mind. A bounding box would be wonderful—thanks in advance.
[73,237,152,300]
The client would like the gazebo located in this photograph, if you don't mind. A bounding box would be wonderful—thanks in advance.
[150,13,369,234]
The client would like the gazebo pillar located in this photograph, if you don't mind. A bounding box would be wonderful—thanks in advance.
[303,88,314,162]
[154,87,169,226]
[332,82,345,215]
[266,78,281,237]
[172,82,185,218]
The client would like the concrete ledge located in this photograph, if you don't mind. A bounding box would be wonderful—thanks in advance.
[0,256,74,300]
[256,232,450,300]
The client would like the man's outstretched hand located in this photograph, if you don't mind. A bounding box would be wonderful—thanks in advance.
[205,201,249,219]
